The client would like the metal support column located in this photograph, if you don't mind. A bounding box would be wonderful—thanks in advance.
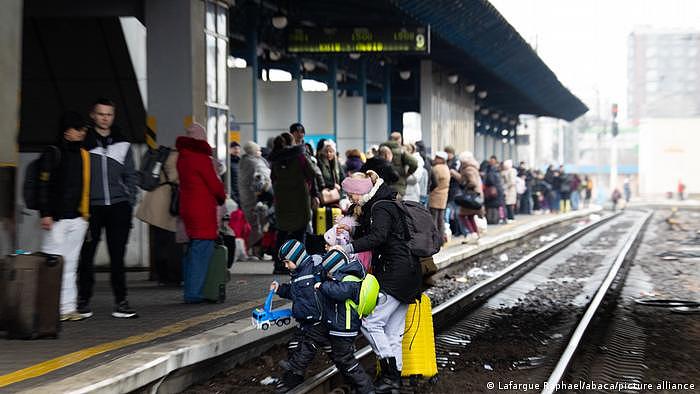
[330,58,338,140]
[483,134,488,160]
[383,63,392,136]
[248,30,258,142]
[359,57,367,151]
[296,59,303,123]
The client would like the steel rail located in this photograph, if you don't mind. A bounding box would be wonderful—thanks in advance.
[541,210,652,394]
[290,212,621,394]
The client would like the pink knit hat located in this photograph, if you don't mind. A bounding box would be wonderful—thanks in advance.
[341,176,373,195]
[186,122,207,141]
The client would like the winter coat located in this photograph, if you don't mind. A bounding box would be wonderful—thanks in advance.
[360,157,399,185]
[403,153,427,203]
[83,127,138,206]
[447,158,462,201]
[458,158,483,216]
[319,259,366,336]
[277,255,324,325]
[135,150,179,232]
[482,162,504,209]
[318,156,344,190]
[559,173,572,199]
[238,153,271,245]
[229,155,240,204]
[37,140,90,221]
[501,165,518,205]
[379,140,418,196]
[176,136,226,240]
[349,183,421,304]
[270,145,316,232]
[429,163,450,209]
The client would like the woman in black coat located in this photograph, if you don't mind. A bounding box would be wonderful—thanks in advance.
[334,171,421,392]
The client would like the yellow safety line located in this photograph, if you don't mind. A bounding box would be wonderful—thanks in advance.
[0,298,264,388]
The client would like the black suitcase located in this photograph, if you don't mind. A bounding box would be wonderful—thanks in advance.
[486,207,500,225]
[5,253,63,339]
[0,258,10,331]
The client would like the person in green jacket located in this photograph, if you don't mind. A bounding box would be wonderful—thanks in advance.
[379,132,417,198]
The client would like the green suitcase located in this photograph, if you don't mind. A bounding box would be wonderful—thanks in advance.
[202,244,228,303]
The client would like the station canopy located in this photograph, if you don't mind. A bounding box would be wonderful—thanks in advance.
[240,0,588,121]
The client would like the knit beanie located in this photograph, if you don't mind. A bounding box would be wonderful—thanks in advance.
[322,249,349,276]
[186,122,207,141]
[278,239,308,267]
[341,176,373,195]
[345,156,363,174]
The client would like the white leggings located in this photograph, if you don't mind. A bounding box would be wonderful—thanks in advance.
[361,292,409,370]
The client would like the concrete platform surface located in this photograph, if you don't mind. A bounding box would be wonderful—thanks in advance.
[0,207,600,393]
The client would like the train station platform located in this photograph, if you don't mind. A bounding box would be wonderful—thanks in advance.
[0,207,601,394]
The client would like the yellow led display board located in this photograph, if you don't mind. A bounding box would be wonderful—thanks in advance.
[287,26,430,53]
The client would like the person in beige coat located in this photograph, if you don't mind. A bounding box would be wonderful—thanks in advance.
[429,151,450,244]
[135,149,183,284]
[453,151,483,240]
[501,159,518,221]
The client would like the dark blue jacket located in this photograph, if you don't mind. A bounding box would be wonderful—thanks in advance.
[277,255,324,325]
[319,259,365,337]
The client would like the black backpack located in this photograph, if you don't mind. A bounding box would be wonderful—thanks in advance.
[138,146,171,191]
[373,199,442,257]
[23,146,61,210]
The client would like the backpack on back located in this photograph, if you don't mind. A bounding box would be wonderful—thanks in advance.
[138,145,171,191]
[373,200,442,258]
[342,273,380,322]
[23,146,61,210]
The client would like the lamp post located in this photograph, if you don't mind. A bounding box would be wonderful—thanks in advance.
[609,103,619,194]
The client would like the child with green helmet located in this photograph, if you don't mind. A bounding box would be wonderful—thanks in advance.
[315,249,376,393]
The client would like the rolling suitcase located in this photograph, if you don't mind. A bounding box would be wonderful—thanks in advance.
[0,258,10,330]
[401,294,438,378]
[5,253,63,339]
[202,244,228,303]
[313,207,341,235]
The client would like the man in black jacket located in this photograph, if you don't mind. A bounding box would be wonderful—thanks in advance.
[78,98,138,319]
[38,112,91,321]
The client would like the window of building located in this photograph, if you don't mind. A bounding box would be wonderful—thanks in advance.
[205,0,229,163]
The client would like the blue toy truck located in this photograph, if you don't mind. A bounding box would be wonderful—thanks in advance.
[252,289,293,330]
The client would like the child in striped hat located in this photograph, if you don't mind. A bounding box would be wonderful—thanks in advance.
[270,239,328,392]
[313,249,375,393]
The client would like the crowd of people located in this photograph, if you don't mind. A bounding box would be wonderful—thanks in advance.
[35,100,600,392]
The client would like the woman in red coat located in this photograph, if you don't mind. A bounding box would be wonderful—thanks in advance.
[176,123,225,303]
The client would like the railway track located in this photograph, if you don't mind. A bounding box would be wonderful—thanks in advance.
[288,210,651,394]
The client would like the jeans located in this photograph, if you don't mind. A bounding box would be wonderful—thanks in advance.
[183,239,215,302]
[571,191,580,211]
[519,190,532,214]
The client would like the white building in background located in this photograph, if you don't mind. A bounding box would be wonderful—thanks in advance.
[638,118,700,196]
[628,28,700,196]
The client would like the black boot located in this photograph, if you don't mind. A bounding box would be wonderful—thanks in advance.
[344,362,375,394]
[275,371,304,393]
[374,357,400,394]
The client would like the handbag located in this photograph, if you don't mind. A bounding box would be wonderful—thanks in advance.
[454,190,483,210]
[320,187,341,206]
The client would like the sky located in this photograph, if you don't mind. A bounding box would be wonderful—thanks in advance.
[488,0,700,122]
